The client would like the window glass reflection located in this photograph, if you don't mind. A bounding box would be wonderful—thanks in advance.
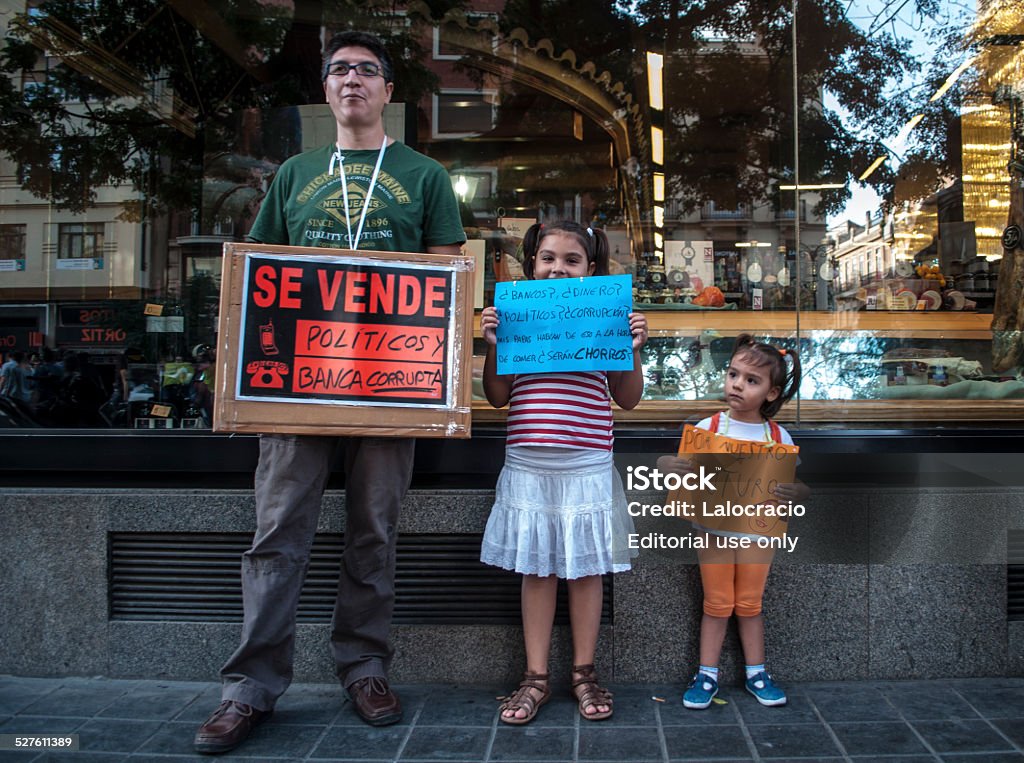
[0,0,1021,429]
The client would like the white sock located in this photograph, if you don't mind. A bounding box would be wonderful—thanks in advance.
[698,665,719,681]
[746,663,765,679]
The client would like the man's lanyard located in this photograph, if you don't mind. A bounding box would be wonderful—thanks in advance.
[328,135,387,251]
[719,410,772,443]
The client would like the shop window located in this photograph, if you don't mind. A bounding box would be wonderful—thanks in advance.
[433,90,497,138]
[0,0,1020,430]
[58,222,104,259]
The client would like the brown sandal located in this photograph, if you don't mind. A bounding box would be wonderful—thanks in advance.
[499,672,550,725]
[571,664,613,721]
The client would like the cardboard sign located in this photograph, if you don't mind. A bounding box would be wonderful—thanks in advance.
[668,424,799,538]
[493,274,634,374]
[214,244,475,438]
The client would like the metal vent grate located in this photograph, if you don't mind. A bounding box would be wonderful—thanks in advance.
[1010,530,1024,622]
[110,532,612,625]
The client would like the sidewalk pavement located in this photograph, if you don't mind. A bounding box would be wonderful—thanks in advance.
[1,675,1023,762]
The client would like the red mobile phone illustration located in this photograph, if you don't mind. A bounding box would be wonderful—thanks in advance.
[260,319,279,356]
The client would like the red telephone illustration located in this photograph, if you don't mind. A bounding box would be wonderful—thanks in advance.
[246,360,289,389]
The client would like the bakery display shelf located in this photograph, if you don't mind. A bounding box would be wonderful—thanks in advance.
[471,397,1023,423]
[473,309,993,337]
[469,309,1020,422]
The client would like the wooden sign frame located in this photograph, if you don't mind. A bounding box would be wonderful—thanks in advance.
[214,243,475,438]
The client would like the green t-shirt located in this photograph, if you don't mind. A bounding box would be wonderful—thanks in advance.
[249,141,465,252]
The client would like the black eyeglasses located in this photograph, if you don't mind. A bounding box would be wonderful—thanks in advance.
[326,61,384,78]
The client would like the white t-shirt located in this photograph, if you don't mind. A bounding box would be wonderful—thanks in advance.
[695,414,795,447]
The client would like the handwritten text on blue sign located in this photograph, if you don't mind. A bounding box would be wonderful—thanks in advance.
[494,274,634,374]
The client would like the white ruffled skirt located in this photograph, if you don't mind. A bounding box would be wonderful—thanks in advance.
[480,446,636,579]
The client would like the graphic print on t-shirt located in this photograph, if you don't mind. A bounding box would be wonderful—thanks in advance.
[296,165,412,248]
[319,182,387,228]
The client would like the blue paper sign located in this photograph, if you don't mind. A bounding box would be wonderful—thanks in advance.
[494,274,635,374]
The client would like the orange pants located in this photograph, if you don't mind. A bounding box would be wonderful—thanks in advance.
[697,541,775,618]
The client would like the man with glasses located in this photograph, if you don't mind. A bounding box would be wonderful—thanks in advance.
[194,30,464,755]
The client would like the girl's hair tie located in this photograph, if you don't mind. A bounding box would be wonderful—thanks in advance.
[586,226,593,237]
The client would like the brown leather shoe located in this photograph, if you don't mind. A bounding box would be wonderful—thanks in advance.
[194,700,272,755]
[348,676,403,726]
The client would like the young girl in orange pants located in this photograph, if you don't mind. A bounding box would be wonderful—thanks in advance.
[659,334,809,709]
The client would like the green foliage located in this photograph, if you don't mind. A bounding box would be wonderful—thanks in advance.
[498,0,634,83]
[660,2,982,220]
[0,0,980,223]
[626,0,932,215]
[0,0,462,214]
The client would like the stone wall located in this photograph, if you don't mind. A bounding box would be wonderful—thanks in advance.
[1,484,1020,683]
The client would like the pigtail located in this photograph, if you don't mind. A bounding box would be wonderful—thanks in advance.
[771,348,801,416]
[520,223,545,279]
[732,333,757,355]
[589,227,610,276]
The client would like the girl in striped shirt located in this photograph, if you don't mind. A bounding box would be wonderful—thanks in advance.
[479,220,648,725]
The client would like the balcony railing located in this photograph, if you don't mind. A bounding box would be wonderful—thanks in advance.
[775,207,808,221]
[701,202,751,220]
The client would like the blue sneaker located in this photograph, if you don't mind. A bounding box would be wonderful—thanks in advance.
[745,671,787,706]
[682,673,718,709]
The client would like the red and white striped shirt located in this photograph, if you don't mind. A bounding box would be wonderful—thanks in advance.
[505,372,614,451]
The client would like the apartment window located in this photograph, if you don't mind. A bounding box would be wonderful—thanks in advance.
[433,13,498,59]
[58,222,104,259]
[433,90,497,137]
[0,224,26,260]
[21,67,47,94]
